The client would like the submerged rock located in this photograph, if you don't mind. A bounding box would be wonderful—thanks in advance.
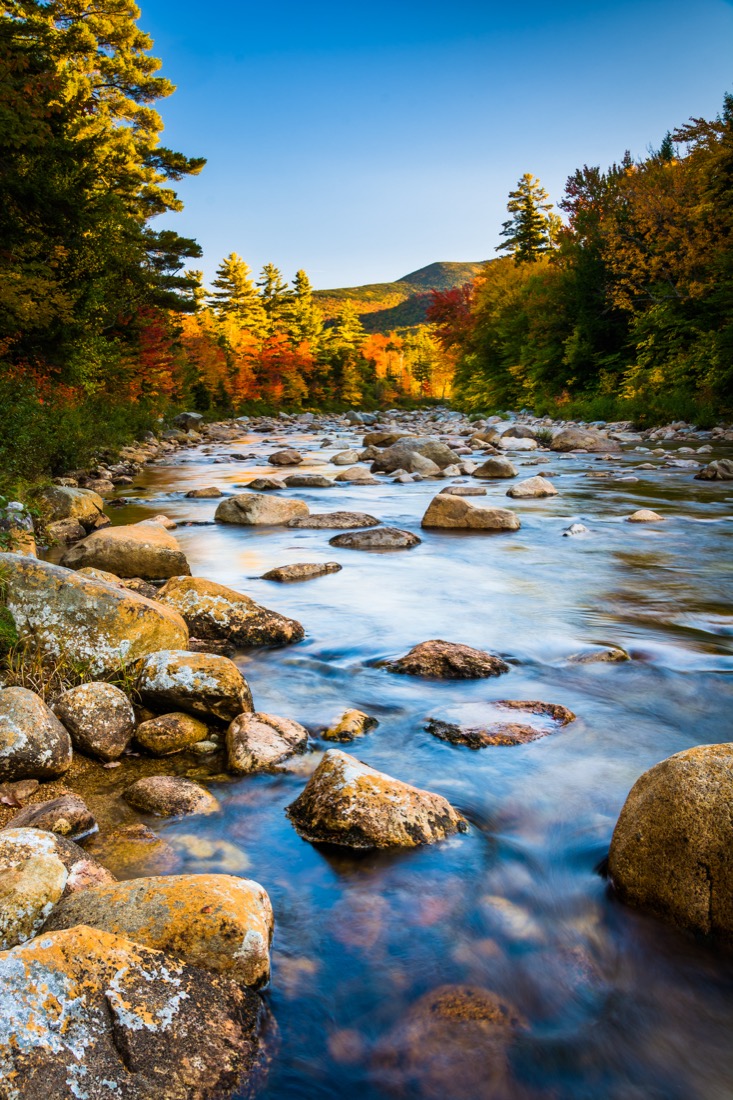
[135,649,253,722]
[0,688,72,782]
[421,495,521,531]
[427,700,575,748]
[215,491,309,525]
[61,521,191,579]
[609,743,733,941]
[124,775,220,817]
[261,561,342,582]
[322,710,379,742]
[54,682,135,761]
[329,527,421,551]
[288,511,379,529]
[158,575,304,647]
[287,749,467,849]
[0,925,267,1100]
[45,873,273,987]
[566,645,629,664]
[8,794,97,841]
[226,712,309,774]
[386,640,509,680]
[627,508,665,522]
[0,554,188,677]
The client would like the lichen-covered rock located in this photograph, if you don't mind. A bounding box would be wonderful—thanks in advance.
[506,475,558,498]
[0,502,36,556]
[0,688,72,782]
[288,511,379,529]
[372,985,522,1100]
[45,873,273,987]
[261,561,342,582]
[0,828,114,896]
[158,575,304,647]
[54,682,135,761]
[135,712,210,755]
[386,640,509,680]
[0,926,266,1100]
[608,743,733,940]
[0,852,67,949]
[135,649,253,722]
[322,710,378,742]
[0,554,188,677]
[124,775,220,817]
[329,527,421,551]
[215,491,309,525]
[39,485,106,529]
[286,749,467,849]
[472,457,517,479]
[60,521,191,579]
[226,712,309,774]
[421,494,521,530]
[8,795,96,841]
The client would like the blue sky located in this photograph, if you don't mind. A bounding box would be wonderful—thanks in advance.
[140,0,733,290]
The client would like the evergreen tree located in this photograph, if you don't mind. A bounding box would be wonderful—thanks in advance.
[208,253,267,333]
[287,268,323,345]
[257,263,291,332]
[328,300,365,352]
[497,173,561,263]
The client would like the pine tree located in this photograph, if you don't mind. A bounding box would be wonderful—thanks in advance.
[496,173,561,263]
[208,253,267,333]
[287,268,323,345]
[328,300,365,352]
[256,263,291,332]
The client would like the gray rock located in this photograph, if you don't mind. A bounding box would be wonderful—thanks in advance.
[473,456,518,479]
[261,562,342,582]
[288,511,379,529]
[124,775,220,817]
[54,682,135,761]
[329,527,421,551]
[215,491,309,525]
[0,688,72,782]
[227,712,309,773]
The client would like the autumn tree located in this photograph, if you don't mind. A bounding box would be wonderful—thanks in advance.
[497,173,561,263]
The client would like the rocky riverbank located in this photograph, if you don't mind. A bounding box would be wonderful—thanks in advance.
[0,404,732,1098]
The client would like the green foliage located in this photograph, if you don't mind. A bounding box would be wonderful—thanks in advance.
[497,173,561,263]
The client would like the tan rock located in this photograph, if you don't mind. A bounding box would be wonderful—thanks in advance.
[322,709,378,742]
[60,521,191,579]
[226,712,309,774]
[329,527,421,550]
[39,485,106,529]
[158,575,304,647]
[472,457,517,478]
[506,475,558,498]
[135,712,210,755]
[287,749,467,849]
[262,561,342,582]
[54,682,134,761]
[124,775,220,817]
[627,508,665,522]
[0,688,72,781]
[185,486,222,498]
[0,852,67,949]
[551,425,620,452]
[0,828,114,896]
[135,649,253,721]
[421,494,521,530]
[45,873,273,986]
[215,491,309,525]
[7,794,96,841]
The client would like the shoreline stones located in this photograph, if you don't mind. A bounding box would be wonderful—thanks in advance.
[0,688,72,781]
[60,521,191,579]
[135,649,253,722]
[53,682,135,761]
[158,575,305,648]
[226,712,309,774]
[286,749,467,849]
[421,495,521,531]
[329,528,421,551]
[386,641,510,680]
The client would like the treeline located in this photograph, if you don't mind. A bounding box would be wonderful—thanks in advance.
[0,2,450,488]
[429,96,733,424]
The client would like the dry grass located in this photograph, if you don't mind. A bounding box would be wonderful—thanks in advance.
[1,636,140,705]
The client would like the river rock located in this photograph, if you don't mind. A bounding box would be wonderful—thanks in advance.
[53,682,135,761]
[283,474,335,488]
[608,743,733,940]
[215,491,309,525]
[373,984,521,1100]
[322,710,378,742]
[7,794,96,841]
[39,485,107,530]
[288,511,379,529]
[0,688,72,782]
[332,449,361,465]
[550,425,620,452]
[45,873,273,986]
[334,466,380,483]
[124,775,220,817]
[362,431,415,447]
[246,477,286,490]
[472,457,518,479]
[502,425,538,440]
[497,436,537,451]
[0,828,114,895]
[0,925,266,1100]
[421,495,521,531]
[563,522,589,536]
[286,749,467,849]
[46,518,86,545]
[427,700,575,748]
[566,644,629,664]
[135,712,211,755]
[439,485,488,496]
[387,640,509,679]
[158,575,304,647]
[0,851,67,949]
[135,650,253,722]
[226,712,309,773]
[60,521,191,579]
[372,438,460,473]
[507,475,558,498]
[329,527,421,551]
[262,561,342,582]
[695,458,733,481]
[627,509,665,522]
[268,448,303,466]
[185,486,222,498]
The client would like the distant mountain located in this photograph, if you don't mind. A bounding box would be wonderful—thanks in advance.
[313,260,487,334]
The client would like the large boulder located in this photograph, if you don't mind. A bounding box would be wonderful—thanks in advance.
[226,712,309,774]
[695,458,733,481]
[288,511,379,529]
[172,410,203,429]
[53,682,135,761]
[608,743,733,940]
[472,457,517,479]
[60,522,190,580]
[0,554,188,677]
[0,849,67,949]
[39,485,107,530]
[421,495,521,531]
[215,491,309,525]
[45,873,273,987]
[0,828,114,896]
[135,650,253,722]
[287,749,467,849]
[158,575,304,647]
[268,448,303,466]
[0,688,72,781]
[371,438,460,473]
[386,640,509,679]
[550,425,620,452]
[0,926,266,1100]
[506,475,558,499]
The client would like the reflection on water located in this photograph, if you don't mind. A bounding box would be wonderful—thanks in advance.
[98,425,733,1097]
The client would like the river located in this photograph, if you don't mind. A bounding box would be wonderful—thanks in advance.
[82,417,733,1098]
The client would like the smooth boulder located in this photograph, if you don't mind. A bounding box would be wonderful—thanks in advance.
[288,511,379,529]
[421,495,521,531]
[506,475,558,499]
[158,575,304,647]
[135,649,253,722]
[550,425,620,452]
[287,749,467,849]
[61,521,190,580]
[472,457,517,479]
[53,681,135,761]
[135,712,211,755]
[0,688,72,781]
[329,528,421,551]
[215,491,309,525]
[226,712,309,773]
[124,775,220,817]
[262,561,342,582]
[387,640,509,679]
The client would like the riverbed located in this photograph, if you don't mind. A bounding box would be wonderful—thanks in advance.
[89,419,733,1098]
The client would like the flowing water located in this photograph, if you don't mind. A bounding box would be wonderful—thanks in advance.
[86,423,733,1098]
